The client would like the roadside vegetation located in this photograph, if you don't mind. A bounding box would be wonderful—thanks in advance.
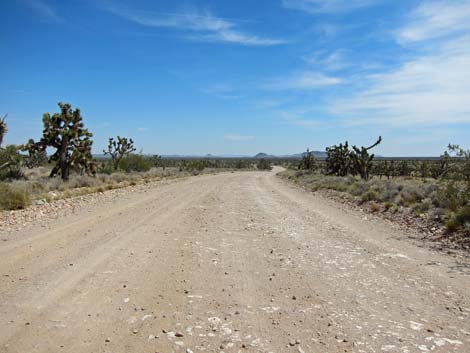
[0,103,265,211]
[281,137,470,237]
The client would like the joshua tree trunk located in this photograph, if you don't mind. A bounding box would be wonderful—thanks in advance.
[59,135,70,181]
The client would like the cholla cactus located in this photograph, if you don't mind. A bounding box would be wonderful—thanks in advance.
[103,136,136,170]
[0,114,7,147]
[39,102,94,180]
[350,136,382,180]
[326,141,351,176]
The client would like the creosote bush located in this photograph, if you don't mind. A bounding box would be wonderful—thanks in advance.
[119,154,153,172]
[257,159,272,170]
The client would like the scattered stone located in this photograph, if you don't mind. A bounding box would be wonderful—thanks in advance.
[175,331,184,337]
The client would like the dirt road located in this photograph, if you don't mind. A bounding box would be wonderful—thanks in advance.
[1,169,470,353]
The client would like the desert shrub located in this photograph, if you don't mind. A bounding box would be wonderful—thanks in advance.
[295,169,312,178]
[348,181,369,197]
[234,159,250,169]
[68,175,101,189]
[399,186,424,206]
[370,202,381,212]
[361,190,378,203]
[452,206,470,230]
[185,160,206,171]
[257,159,272,170]
[97,162,114,175]
[111,172,128,183]
[119,154,152,172]
[377,183,400,202]
[47,177,64,191]
[444,206,470,233]
[412,199,431,215]
[446,217,460,232]
[0,183,30,210]
[432,182,466,211]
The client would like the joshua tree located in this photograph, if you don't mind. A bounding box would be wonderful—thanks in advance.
[448,144,470,181]
[152,154,164,170]
[21,139,48,169]
[299,148,317,171]
[104,136,136,170]
[0,114,7,147]
[326,141,351,176]
[31,102,94,180]
[350,136,382,180]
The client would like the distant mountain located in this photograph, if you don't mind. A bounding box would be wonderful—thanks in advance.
[93,151,328,159]
[254,151,327,159]
[253,152,275,159]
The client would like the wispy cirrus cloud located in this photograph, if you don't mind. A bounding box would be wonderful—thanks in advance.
[397,0,470,43]
[282,0,378,13]
[302,49,350,71]
[21,0,61,22]
[224,134,255,141]
[330,35,470,126]
[328,1,470,127]
[104,6,285,46]
[263,70,342,90]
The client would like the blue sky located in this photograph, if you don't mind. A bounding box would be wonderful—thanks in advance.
[1,0,469,156]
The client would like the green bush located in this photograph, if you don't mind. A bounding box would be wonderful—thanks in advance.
[412,200,431,215]
[119,154,153,172]
[361,190,378,203]
[257,159,272,170]
[455,206,470,229]
[446,216,460,232]
[0,183,30,210]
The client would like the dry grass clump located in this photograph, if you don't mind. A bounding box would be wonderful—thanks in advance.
[0,183,30,210]
[0,167,205,211]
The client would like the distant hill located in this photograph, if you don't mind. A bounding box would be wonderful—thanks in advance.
[254,151,327,159]
[93,152,328,159]
[253,152,276,159]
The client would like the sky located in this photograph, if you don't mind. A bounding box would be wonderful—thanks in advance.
[1,0,469,156]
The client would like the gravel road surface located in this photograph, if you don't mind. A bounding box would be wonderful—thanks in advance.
[1,169,469,352]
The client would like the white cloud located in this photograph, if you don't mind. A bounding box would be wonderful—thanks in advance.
[282,0,378,13]
[201,84,242,100]
[303,49,350,71]
[330,36,470,126]
[22,0,61,22]
[224,134,255,141]
[105,7,285,46]
[397,0,470,43]
[263,71,342,90]
[137,127,148,132]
